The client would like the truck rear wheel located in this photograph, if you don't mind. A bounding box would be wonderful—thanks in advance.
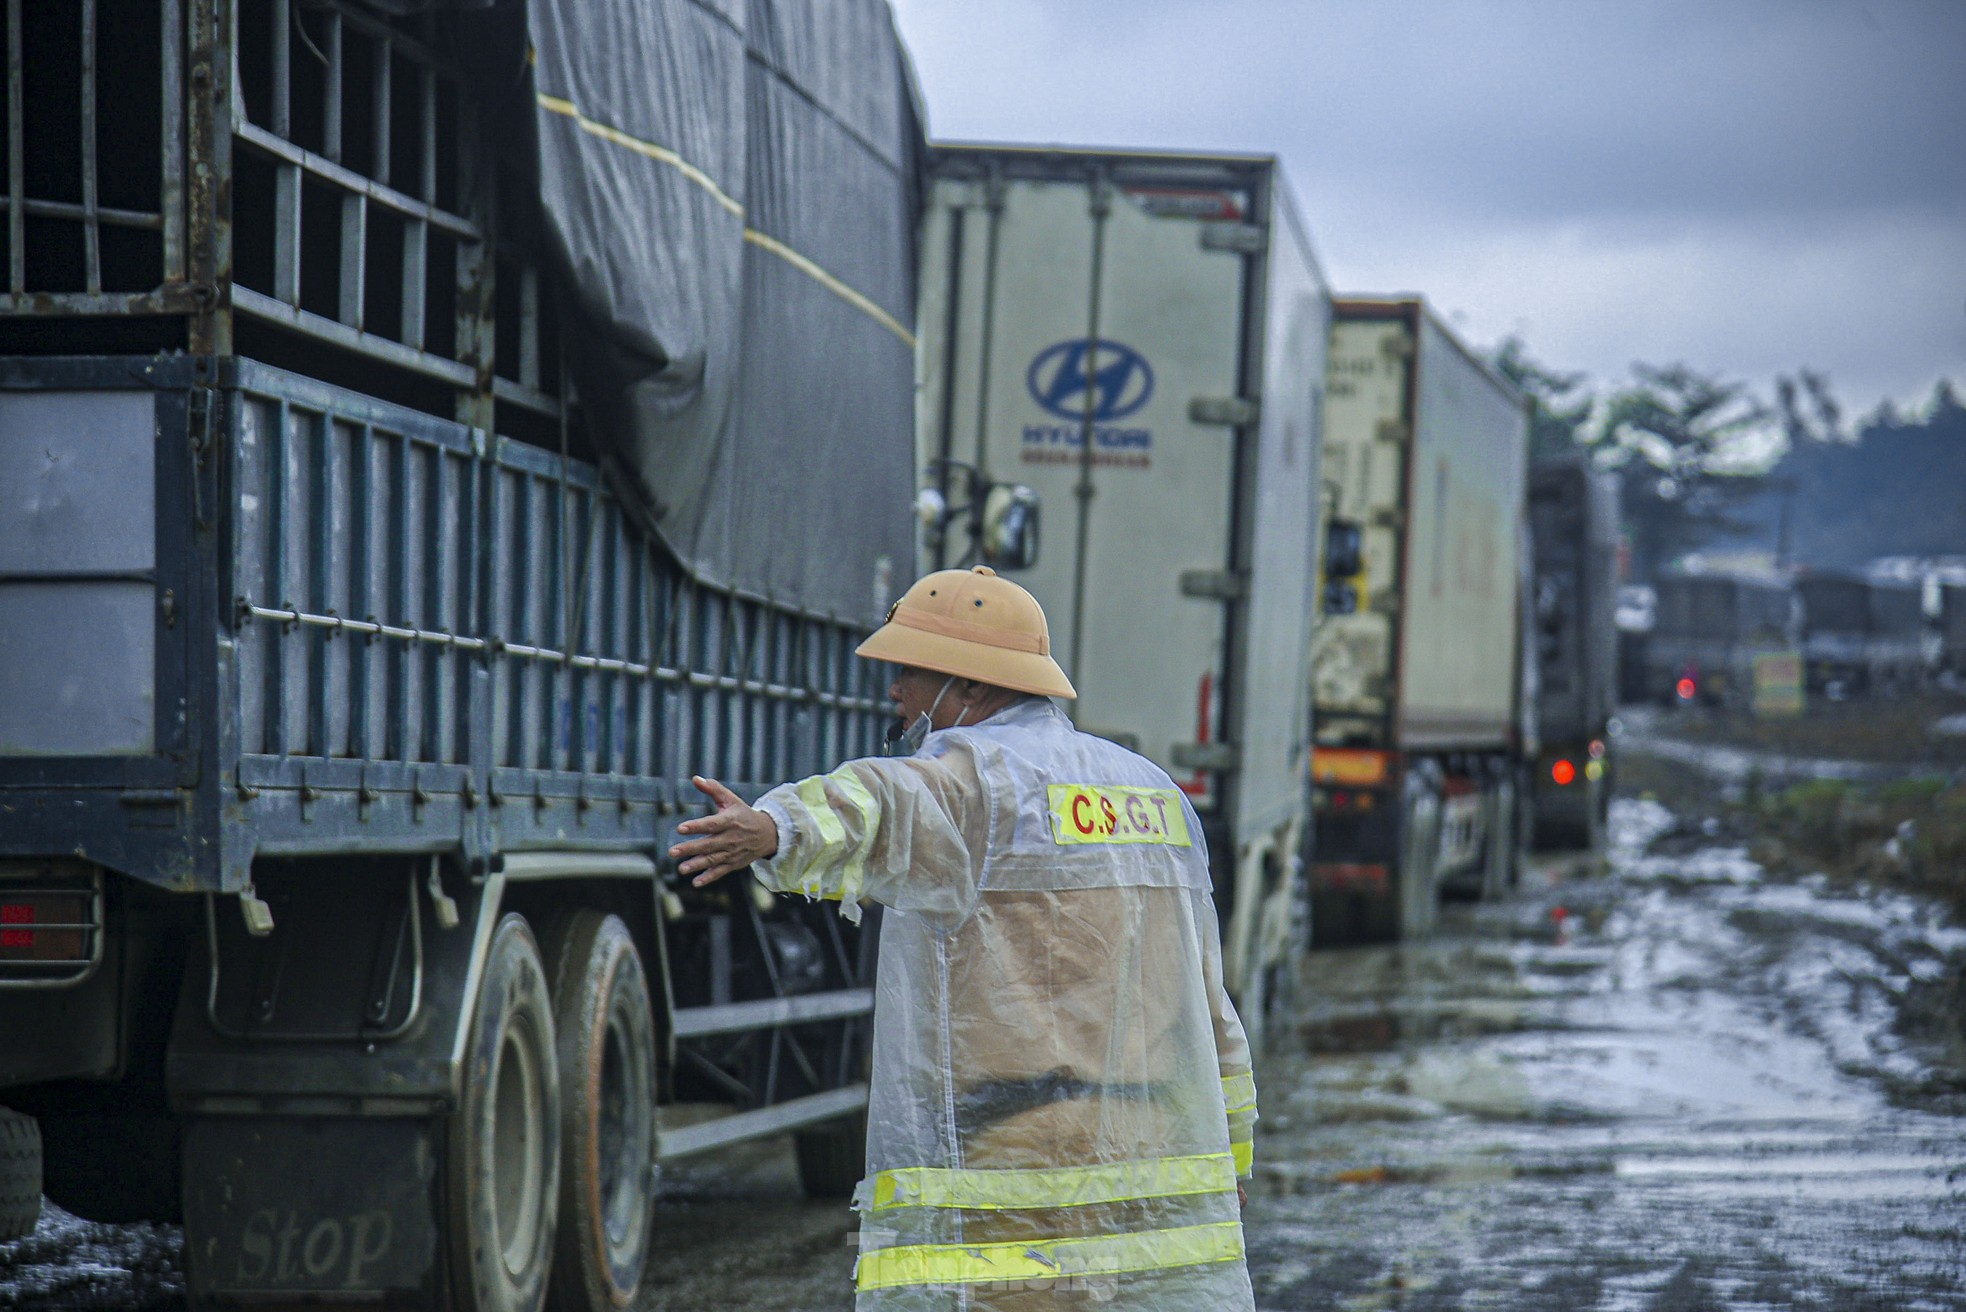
[540,911,657,1312]
[0,1106,41,1241]
[449,914,560,1312]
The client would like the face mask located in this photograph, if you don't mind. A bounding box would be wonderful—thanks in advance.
[885,676,961,756]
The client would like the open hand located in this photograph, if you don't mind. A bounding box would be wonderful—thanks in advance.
[669,776,779,887]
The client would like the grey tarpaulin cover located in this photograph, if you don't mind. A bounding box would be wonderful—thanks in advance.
[526,0,922,622]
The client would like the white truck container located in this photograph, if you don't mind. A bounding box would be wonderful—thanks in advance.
[916,145,1330,1021]
[1310,297,1532,941]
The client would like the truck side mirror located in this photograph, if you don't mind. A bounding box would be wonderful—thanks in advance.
[1323,520,1363,585]
[981,483,1040,570]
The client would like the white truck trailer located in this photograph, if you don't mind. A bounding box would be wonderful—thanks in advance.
[916,145,1331,1025]
[1310,297,1532,942]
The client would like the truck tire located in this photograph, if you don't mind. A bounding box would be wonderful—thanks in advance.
[0,1106,41,1241]
[449,914,560,1312]
[539,912,657,1312]
[794,1109,867,1199]
[38,1113,180,1223]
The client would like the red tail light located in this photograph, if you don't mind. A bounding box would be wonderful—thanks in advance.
[1676,677,1696,700]
[1551,759,1577,786]
[0,894,89,963]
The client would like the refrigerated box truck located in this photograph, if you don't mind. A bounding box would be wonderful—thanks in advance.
[916,144,1330,1024]
[1309,297,1532,942]
[1528,458,1621,848]
[0,3,923,1309]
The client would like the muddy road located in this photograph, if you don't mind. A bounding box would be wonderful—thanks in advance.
[1249,799,1966,1309]
[6,796,1964,1309]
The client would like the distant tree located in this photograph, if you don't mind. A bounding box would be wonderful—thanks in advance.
[1490,336,1596,462]
[1775,368,1846,445]
[1594,363,1776,581]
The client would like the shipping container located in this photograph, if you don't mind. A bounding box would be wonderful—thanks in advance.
[1646,573,1796,708]
[1309,297,1531,941]
[916,144,1329,1026]
[1796,572,1927,697]
[0,2,919,1306]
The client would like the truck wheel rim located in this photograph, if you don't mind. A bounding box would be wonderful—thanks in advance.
[599,1011,635,1245]
[494,1019,546,1275]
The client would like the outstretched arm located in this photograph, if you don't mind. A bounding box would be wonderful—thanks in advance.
[672,753,983,922]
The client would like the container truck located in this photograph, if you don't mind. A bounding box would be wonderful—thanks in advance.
[0,3,927,1309]
[915,144,1330,1029]
[1648,574,1796,708]
[1527,458,1621,848]
[1943,583,1966,679]
[1309,297,1531,943]
[1796,572,1926,697]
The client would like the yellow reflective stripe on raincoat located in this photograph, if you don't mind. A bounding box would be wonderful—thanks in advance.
[1221,1072,1256,1117]
[855,1220,1245,1291]
[1046,784,1193,846]
[1232,1138,1254,1176]
[790,769,879,906]
[868,1152,1236,1213]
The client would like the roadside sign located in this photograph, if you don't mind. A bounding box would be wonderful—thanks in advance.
[1753,652,1804,717]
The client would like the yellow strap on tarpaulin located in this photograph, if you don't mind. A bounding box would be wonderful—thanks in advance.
[869,1152,1237,1213]
[855,1220,1246,1291]
[534,91,916,347]
[1221,1071,1257,1116]
[1232,1138,1254,1176]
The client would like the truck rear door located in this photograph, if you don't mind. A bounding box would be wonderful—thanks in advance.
[923,167,1249,802]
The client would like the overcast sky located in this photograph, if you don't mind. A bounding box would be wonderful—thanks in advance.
[888,0,1966,428]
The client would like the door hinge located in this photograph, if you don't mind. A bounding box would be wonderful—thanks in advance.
[1201,223,1266,254]
[1180,569,1247,600]
[1370,593,1401,616]
[1370,506,1405,529]
[1172,742,1239,772]
[1375,418,1412,444]
[1190,396,1260,427]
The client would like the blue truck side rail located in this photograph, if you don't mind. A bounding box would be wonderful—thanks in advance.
[1,354,888,891]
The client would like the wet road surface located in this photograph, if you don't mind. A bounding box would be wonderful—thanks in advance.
[5,797,1964,1308]
[1248,800,1966,1310]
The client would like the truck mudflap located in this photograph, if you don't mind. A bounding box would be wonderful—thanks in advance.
[170,866,501,1306]
[184,1116,441,1303]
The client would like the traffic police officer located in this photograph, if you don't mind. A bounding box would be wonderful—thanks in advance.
[673,566,1257,1310]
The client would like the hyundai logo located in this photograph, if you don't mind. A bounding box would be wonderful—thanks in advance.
[1025,339,1155,423]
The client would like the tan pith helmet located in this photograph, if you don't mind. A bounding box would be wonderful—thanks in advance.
[856,566,1077,699]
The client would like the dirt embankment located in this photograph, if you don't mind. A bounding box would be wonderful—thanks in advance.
[1619,692,1966,913]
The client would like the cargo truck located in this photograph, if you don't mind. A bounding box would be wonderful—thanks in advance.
[915,144,1330,1029]
[1943,583,1966,679]
[1796,572,1926,698]
[1309,297,1531,943]
[1648,573,1796,708]
[1527,458,1621,849]
[0,3,928,1309]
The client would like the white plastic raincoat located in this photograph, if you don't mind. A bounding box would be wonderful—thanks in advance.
[754,698,1258,1310]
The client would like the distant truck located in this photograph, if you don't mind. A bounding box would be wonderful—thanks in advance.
[1796,573,1927,698]
[1944,583,1966,678]
[1647,574,1796,708]
[916,144,1331,1025]
[1309,297,1531,943]
[0,3,923,1309]
[1527,459,1621,848]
